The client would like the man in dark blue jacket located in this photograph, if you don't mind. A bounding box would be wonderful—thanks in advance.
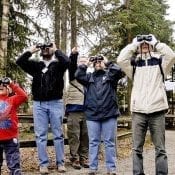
[16,43,69,174]
[75,56,123,175]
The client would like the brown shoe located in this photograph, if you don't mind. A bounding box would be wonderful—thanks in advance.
[72,160,81,170]
[88,173,96,175]
[80,159,89,168]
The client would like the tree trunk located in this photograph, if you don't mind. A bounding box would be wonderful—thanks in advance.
[54,0,61,48]
[60,0,68,53]
[0,0,9,75]
[126,0,131,115]
[70,0,77,49]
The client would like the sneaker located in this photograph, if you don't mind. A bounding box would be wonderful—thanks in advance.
[80,159,89,168]
[58,165,66,173]
[107,170,117,175]
[72,160,81,169]
[39,166,49,174]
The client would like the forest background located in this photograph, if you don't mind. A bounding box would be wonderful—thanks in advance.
[0,0,175,113]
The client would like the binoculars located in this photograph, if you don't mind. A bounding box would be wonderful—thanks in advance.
[36,43,53,50]
[89,55,104,63]
[137,35,152,42]
[0,77,11,86]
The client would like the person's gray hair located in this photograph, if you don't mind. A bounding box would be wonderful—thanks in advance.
[77,55,89,62]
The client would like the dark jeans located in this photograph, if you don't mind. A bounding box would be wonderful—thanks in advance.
[132,111,168,175]
[0,138,21,175]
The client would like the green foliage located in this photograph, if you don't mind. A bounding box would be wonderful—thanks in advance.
[84,0,175,59]
[1,0,175,114]
[0,0,50,81]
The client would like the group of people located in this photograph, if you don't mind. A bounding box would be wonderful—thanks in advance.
[0,34,174,175]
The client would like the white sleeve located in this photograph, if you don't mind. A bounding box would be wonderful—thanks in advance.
[156,42,175,76]
[116,43,137,79]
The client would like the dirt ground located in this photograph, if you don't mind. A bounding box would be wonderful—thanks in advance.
[1,128,153,175]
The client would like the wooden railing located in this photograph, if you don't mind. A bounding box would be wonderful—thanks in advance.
[18,114,132,148]
[18,114,68,148]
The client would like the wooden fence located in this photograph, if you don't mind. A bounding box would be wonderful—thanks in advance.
[18,114,68,148]
[18,114,132,148]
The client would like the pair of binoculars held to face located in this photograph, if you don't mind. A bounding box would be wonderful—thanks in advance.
[136,35,152,42]
[0,77,11,86]
[36,43,53,50]
[89,55,104,63]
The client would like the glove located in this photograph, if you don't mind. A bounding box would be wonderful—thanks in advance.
[145,34,158,47]
[132,36,142,48]
[1,77,12,85]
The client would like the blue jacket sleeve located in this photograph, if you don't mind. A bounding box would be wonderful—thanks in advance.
[107,63,124,87]
[75,64,89,86]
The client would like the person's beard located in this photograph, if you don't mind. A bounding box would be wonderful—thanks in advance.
[41,49,53,60]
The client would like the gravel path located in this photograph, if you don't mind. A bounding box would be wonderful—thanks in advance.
[117,130,175,175]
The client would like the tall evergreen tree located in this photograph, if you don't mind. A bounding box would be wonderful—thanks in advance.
[0,0,10,75]
[86,0,174,59]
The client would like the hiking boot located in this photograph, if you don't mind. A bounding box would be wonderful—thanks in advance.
[88,169,97,175]
[57,165,66,173]
[39,166,48,174]
[72,160,81,170]
[88,173,96,175]
[80,159,89,168]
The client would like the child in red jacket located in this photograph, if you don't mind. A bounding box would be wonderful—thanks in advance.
[0,77,28,175]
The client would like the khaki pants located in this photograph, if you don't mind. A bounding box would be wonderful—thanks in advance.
[67,112,89,161]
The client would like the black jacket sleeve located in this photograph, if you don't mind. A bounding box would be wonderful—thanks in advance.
[16,51,39,76]
[75,64,89,86]
[68,52,79,81]
[55,49,69,71]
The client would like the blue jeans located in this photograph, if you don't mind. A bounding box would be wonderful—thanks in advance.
[33,100,65,167]
[0,139,21,175]
[132,112,168,175]
[87,118,117,172]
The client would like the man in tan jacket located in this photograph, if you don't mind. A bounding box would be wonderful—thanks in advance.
[65,47,89,169]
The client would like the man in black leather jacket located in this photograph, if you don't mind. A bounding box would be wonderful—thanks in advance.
[16,43,69,174]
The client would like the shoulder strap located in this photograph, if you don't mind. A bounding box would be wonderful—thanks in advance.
[130,57,136,80]
[70,82,84,94]
[158,56,164,82]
